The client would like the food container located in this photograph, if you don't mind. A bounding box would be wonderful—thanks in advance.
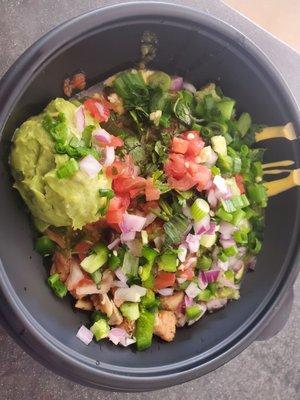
[0,2,299,391]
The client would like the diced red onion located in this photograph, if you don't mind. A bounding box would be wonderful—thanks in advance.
[220,238,235,248]
[238,247,247,256]
[200,269,219,284]
[186,234,200,253]
[93,128,111,144]
[198,274,208,290]
[219,221,236,239]
[177,276,187,284]
[75,106,85,133]
[228,256,238,268]
[178,244,188,262]
[182,81,197,93]
[108,328,127,345]
[206,298,227,311]
[114,268,127,283]
[108,238,121,250]
[184,295,194,308]
[120,213,146,233]
[207,189,218,208]
[193,215,210,235]
[218,275,238,289]
[213,175,228,194]
[170,76,183,91]
[217,259,229,271]
[103,146,115,166]
[184,256,197,269]
[120,336,136,347]
[206,222,217,235]
[79,155,102,177]
[185,282,201,299]
[247,256,257,271]
[144,213,157,228]
[231,259,244,272]
[76,325,93,345]
[120,231,136,242]
[157,288,174,296]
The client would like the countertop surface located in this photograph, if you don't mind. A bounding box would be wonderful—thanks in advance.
[0,1,299,399]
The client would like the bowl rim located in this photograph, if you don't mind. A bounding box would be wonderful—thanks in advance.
[0,1,299,391]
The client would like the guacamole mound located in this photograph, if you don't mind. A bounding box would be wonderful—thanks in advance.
[10,98,110,230]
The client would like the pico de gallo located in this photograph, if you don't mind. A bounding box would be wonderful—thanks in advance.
[11,69,268,350]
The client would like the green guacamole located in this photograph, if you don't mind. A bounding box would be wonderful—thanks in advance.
[10,98,110,230]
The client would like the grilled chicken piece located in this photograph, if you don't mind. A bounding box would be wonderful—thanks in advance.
[108,302,123,325]
[50,251,71,282]
[74,299,93,311]
[99,270,114,294]
[91,293,123,326]
[154,310,176,342]
[119,318,135,335]
[159,291,184,311]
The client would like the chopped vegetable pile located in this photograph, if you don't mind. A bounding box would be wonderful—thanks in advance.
[10,69,268,350]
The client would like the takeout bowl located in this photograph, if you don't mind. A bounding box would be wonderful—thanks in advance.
[0,2,299,391]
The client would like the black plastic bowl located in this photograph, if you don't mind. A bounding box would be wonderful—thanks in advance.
[0,2,299,392]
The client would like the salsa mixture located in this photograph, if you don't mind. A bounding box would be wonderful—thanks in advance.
[10,70,268,350]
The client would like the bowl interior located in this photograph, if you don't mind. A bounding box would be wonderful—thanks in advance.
[0,11,299,381]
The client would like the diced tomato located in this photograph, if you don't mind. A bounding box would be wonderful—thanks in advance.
[109,135,124,148]
[83,98,110,123]
[167,175,196,191]
[145,178,160,201]
[171,137,189,154]
[154,272,176,290]
[74,241,92,262]
[106,195,129,225]
[195,165,212,191]
[164,153,187,179]
[105,157,134,179]
[178,267,195,281]
[235,174,245,194]
[165,152,212,192]
[106,209,124,224]
[113,176,146,196]
[181,130,205,157]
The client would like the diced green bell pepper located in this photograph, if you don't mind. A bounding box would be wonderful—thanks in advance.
[120,302,140,321]
[186,305,203,320]
[139,246,158,282]
[80,243,108,274]
[35,236,56,256]
[197,288,212,301]
[48,273,67,298]
[90,318,110,341]
[135,310,155,351]
[157,251,177,272]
